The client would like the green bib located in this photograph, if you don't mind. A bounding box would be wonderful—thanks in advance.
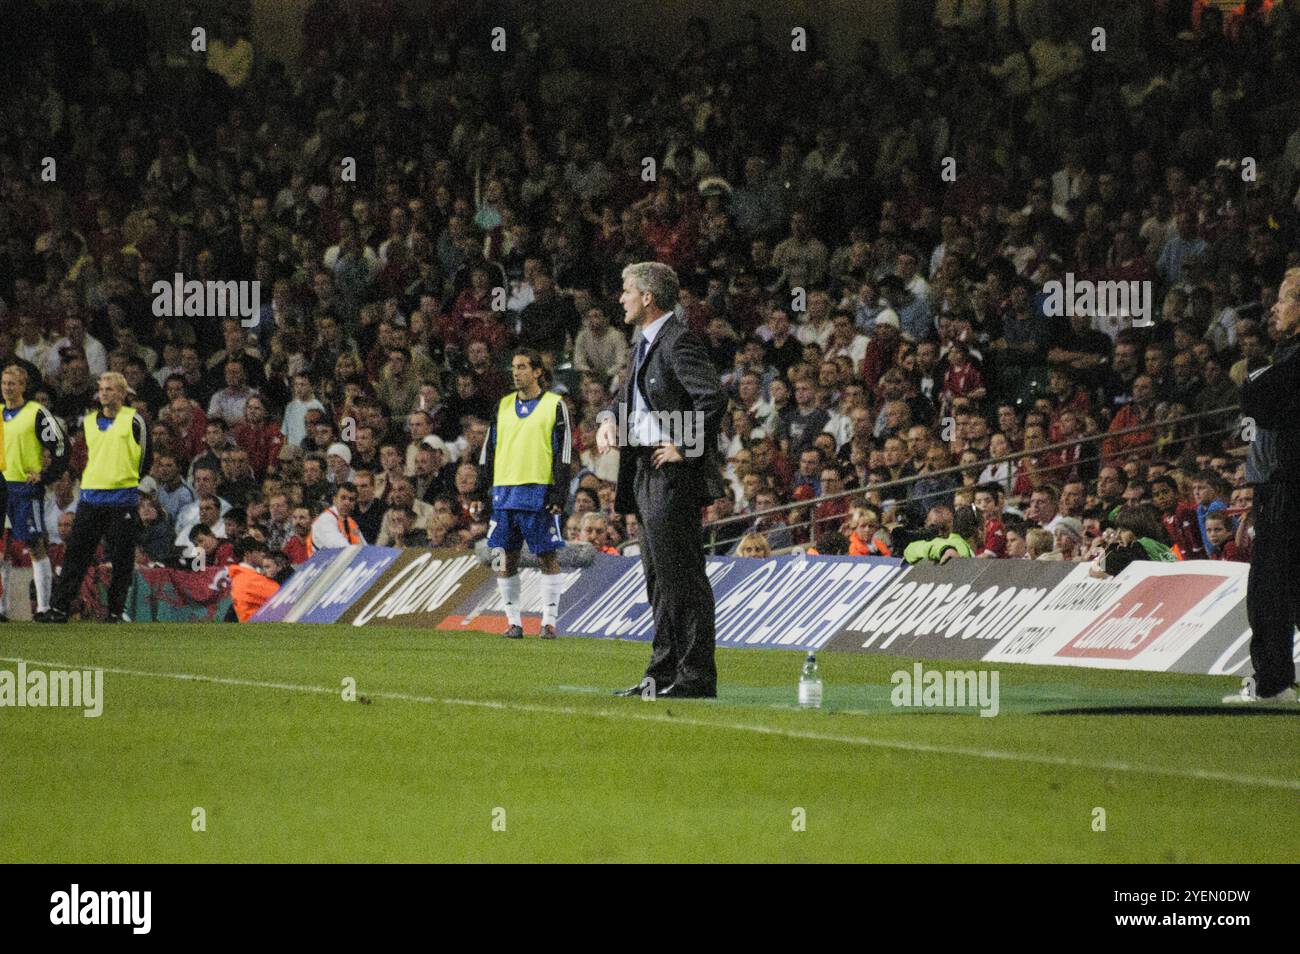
[82,407,142,490]
[2,401,44,482]
[904,532,972,564]
[493,391,559,487]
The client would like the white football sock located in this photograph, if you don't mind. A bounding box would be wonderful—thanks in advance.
[32,557,53,613]
[540,572,564,628]
[0,560,10,615]
[497,574,522,627]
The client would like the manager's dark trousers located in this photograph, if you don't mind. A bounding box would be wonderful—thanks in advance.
[50,501,140,618]
[1245,481,1299,696]
[634,451,717,692]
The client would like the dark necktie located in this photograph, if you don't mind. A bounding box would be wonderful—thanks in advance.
[631,336,647,403]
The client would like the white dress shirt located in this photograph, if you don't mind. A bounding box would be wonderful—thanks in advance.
[630,313,671,447]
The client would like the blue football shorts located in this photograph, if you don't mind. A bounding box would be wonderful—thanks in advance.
[486,508,565,556]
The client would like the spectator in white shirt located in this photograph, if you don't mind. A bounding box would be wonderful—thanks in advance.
[282,372,326,447]
[151,341,185,388]
[825,310,869,373]
[174,469,232,544]
[309,484,365,550]
[324,217,379,271]
[572,304,629,385]
[45,315,108,378]
[207,360,256,425]
[176,495,229,547]
[772,213,828,291]
[794,289,835,350]
[896,250,930,303]
[42,472,79,545]
[14,314,51,373]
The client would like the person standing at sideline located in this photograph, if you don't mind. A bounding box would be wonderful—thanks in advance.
[1228,266,1300,704]
[481,348,572,640]
[598,262,727,699]
[1,364,69,619]
[39,372,151,623]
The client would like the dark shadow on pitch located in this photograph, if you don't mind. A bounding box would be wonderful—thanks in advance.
[1040,705,1300,717]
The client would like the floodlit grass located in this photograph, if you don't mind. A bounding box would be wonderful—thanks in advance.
[0,624,1295,862]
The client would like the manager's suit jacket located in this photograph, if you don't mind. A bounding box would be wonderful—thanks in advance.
[613,315,727,515]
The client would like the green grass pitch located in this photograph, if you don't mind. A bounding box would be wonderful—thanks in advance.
[1,623,1295,863]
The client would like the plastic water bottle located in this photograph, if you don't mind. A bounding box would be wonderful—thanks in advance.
[798,652,822,709]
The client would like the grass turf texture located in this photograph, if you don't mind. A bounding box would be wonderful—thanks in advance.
[1,623,1295,863]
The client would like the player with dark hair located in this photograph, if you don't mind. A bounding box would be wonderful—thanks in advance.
[482,348,571,640]
[1,364,69,619]
[40,372,151,623]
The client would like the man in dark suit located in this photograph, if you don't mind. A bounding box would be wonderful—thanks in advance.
[598,262,727,699]
[1228,266,1300,705]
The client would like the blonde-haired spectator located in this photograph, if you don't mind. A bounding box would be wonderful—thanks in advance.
[1027,527,1058,560]
[736,533,772,558]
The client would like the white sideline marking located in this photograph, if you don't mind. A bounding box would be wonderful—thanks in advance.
[4,656,1298,792]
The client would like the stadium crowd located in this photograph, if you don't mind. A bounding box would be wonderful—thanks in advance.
[2,0,1298,613]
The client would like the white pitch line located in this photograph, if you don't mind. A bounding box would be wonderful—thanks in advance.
[4,656,1298,792]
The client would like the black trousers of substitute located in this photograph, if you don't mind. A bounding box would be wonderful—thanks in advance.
[633,450,717,692]
[50,500,140,617]
[1245,481,1300,695]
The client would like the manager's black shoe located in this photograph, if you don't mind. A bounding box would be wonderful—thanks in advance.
[34,608,69,624]
[503,624,524,639]
[658,683,717,700]
[0,612,8,622]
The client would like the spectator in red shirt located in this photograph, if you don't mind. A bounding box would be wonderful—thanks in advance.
[860,309,902,389]
[941,341,985,413]
[1151,474,1206,560]
[1102,375,1159,467]
[1045,367,1091,432]
[232,394,285,479]
[162,386,209,463]
[813,465,850,538]
[639,186,696,272]
[465,339,510,401]
[281,506,314,565]
[973,482,1007,556]
[191,524,235,568]
[1205,513,1247,561]
[1043,410,1089,485]
[449,265,497,328]
[751,437,793,490]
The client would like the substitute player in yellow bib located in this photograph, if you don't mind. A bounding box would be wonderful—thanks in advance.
[481,348,572,639]
[1,364,69,620]
[39,372,152,623]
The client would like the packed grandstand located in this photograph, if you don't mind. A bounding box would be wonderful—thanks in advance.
[1,0,1293,617]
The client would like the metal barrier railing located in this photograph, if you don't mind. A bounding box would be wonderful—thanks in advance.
[701,404,1243,554]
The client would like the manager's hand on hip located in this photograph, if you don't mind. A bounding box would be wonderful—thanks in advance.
[652,443,683,468]
[596,417,617,455]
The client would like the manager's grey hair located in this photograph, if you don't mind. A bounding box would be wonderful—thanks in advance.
[622,261,679,312]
